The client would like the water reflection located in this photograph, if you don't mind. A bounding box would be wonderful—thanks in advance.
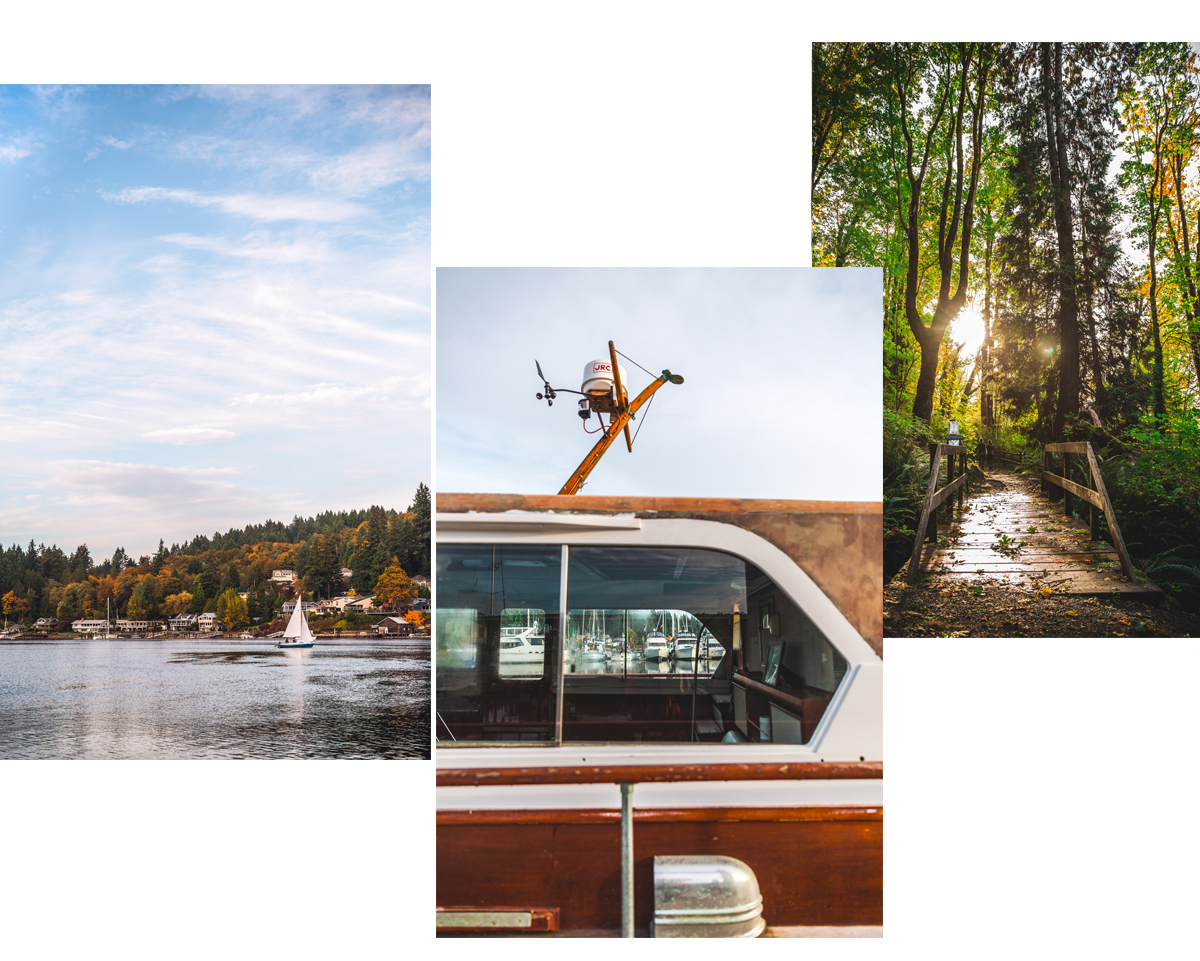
[564,653,721,675]
[0,637,430,759]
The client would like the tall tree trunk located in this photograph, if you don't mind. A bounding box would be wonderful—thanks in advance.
[1077,211,1106,411]
[1167,154,1200,390]
[1192,204,1200,387]
[1148,135,1166,420]
[982,228,993,427]
[1041,43,1081,442]
[903,43,992,423]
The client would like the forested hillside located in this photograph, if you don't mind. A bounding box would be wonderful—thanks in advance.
[0,484,430,626]
[816,43,1200,602]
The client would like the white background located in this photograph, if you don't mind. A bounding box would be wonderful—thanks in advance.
[5,5,1198,960]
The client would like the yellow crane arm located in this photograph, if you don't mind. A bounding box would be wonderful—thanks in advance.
[558,371,677,495]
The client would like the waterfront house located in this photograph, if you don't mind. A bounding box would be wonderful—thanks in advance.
[346,595,376,614]
[280,599,319,617]
[71,618,110,632]
[117,619,164,632]
[35,617,58,630]
[198,612,224,632]
[320,594,361,614]
[3,623,27,635]
[376,616,413,636]
[170,613,198,630]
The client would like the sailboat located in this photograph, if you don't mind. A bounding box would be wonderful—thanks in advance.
[95,597,119,640]
[277,595,316,649]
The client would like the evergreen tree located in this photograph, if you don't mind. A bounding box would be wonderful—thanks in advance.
[190,579,207,614]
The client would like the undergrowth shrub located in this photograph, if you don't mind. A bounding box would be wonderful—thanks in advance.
[883,410,937,582]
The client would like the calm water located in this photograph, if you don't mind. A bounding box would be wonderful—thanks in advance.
[0,637,430,759]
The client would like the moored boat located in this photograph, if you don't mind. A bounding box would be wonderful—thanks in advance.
[672,630,698,659]
[643,630,670,660]
[499,626,544,663]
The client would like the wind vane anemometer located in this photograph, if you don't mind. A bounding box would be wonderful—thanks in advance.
[535,340,684,495]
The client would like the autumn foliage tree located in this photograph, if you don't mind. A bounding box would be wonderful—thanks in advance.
[216,589,249,630]
[374,559,416,611]
[3,590,30,624]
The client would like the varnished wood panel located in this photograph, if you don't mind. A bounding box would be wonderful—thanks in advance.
[437,808,882,931]
[436,760,882,787]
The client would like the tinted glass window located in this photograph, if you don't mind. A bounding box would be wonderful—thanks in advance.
[436,545,560,743]
[437,543,849,746]
[563,548,744,743]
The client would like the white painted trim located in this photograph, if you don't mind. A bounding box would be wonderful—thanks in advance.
[436,510,642,532]
[437,779,883,810]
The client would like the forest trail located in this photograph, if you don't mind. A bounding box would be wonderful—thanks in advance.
[883,468,1196,638]
[912,467,1161,597]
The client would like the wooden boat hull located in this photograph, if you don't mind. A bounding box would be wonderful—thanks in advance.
[436,804,881,934]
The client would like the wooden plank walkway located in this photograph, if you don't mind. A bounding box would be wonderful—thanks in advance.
[915,467,1162,597]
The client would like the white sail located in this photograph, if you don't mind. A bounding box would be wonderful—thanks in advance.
[283,596,315,644]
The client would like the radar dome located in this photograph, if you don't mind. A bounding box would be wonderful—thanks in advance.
[581,359,627,396]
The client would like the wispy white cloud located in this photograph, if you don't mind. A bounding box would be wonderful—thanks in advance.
[101,136,133,150]
[157,231,332,265]
[231,375,423,408]
[141,427,239,444]
[0,140,33,163]
[100,186,367,222]
[46,460,243,507]
[308,138,429,196]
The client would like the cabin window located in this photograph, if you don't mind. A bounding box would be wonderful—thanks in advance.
[435,543,849,746]
[435,545,561,743]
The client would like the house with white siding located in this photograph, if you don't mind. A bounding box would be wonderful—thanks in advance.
[280,599,319,616]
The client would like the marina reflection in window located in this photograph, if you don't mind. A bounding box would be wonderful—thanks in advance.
[436,545,560,743]
[563,548,743,742]
[436,543,850,746]
[565,608,720,677]
[499,608,546,678]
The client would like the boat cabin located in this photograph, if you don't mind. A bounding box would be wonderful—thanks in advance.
[436,495,883,937]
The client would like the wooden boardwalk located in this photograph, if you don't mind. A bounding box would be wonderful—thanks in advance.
[914,467,1161,597]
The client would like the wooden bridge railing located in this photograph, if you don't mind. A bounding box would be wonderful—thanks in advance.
[905,443,969,585]
[1041,441,1137,583]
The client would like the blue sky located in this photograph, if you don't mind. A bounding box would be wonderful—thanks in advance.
[0,85,430,562]
[437,268,882,500]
